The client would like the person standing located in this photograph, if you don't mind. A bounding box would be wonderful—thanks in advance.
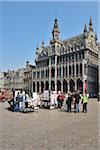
[66,93,73,112]
[19,91,23,111]
[57,92,64,108]
[82,93,89,113]
[74,91,81,113]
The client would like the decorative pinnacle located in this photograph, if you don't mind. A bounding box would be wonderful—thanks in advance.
[89,17,93,26]
[89,17,93,31]
[84,23,87,33]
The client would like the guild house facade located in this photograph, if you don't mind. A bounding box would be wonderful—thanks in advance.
[32,17,99,96]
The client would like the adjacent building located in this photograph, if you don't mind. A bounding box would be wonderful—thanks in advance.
[0,72,7,90]
[0,62,34,95]
[24,61,35,96]
[32,17,99,96]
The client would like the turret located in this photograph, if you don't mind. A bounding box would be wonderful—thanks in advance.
[52,17,60,41]
[41,38,44,48]
[36,44,39,55]
[83,23,87,33]
[36,44,39,60]
[83,22,88,38]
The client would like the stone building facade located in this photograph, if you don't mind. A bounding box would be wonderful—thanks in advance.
[0,62,34,95]
[24,61,35,95]
[1,69,25,91]
[0,72,7,90]
[32,17,99,96]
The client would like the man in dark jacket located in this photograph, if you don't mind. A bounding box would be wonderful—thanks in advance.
[66,93,73,112]
[74,91,81,113]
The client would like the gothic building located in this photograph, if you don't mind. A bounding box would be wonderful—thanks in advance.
[32,17,99,96]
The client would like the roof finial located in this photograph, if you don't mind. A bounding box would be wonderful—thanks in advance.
[84,22,87,33]
[41,34,44,47]
[36,42,39,55]
[55,10,57,20]
[89,17,93,26]
[36,42,39,50]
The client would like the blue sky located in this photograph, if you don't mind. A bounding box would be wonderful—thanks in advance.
[0,0,99,71]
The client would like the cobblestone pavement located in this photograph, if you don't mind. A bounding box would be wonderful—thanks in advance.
[0,99,100,150]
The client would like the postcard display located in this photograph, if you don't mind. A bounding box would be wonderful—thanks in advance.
[42,90,58,108]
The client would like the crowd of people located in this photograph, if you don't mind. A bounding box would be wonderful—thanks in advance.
[57,91,89,113]
[8,91,31,112]
[8,89,89,113]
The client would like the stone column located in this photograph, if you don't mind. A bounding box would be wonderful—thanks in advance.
[35,82,37,93]
[67,62,69,78]
[98,46,100,101]
[31,70,33,93]
[55,55,57,91]
[40,69,41,80]
[64,65,66,78]
[49,58,51,91]
[75,80,77,91]
[71,63,73,77]
[78,62,80,77]
[61,65,63,78]
[82,61,85,76]
[39,82,41,93]
[67,80,69,92]
[74,62,76,78]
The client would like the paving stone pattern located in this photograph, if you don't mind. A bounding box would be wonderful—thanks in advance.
[0,99,100,150]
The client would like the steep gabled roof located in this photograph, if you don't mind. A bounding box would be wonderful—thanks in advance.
[63,33,84,46]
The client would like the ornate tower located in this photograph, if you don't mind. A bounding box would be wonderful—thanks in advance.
[50,17,62,55]
[52,17,60,41]
[36,44,39,60]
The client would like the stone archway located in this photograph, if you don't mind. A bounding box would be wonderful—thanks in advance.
[57,80,61,91]
[45,81,49,90]
[51,67,55,77]
[63,79,68,93]
[69,79,75,92]
[77,78,83,93]
[51,80,55,91]
[37,82,39,93]
[41,81,44,93]
[33,82,35,92]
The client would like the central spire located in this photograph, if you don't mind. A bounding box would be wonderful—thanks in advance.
[52,16,60,41]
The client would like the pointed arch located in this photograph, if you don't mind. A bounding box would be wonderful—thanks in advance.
[63,79,68,93]
[77,78,83,93]
[69,79,75,92]
[57,80,61,91]
[33,82,35,92]
[41,81,44,93]
[37,82,39,93]
[45,81,49,90]
[51,80,55,91]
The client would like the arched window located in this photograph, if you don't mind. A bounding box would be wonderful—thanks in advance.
[69,65,71,76]
[73,64,74,76]
[80,63,82,75]
[76,64,78,76]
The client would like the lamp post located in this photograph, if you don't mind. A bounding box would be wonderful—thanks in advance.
[98,45,100,101]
